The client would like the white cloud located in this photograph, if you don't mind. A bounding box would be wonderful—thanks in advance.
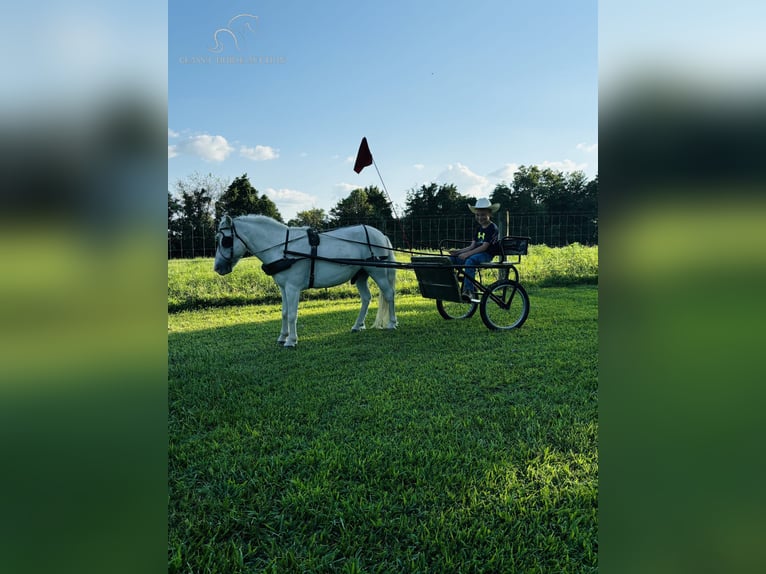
[435,163,492,197]
[240,145,279,161]
[168,133,279,163]
[488,163,520,182]
[539,159,587,172]
[576,142,598,153]
[413,163,425,170]
[265,187,317,220]
[266,187,314,205]
[178,134,233,162]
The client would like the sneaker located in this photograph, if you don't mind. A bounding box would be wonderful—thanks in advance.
[461,290,475,302]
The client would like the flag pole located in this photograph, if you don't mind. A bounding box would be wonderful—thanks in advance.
[354,137,410,249]
[371,158,410,250]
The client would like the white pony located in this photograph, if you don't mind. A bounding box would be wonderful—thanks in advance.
[213,214,397,347]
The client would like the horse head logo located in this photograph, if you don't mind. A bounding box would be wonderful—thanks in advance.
[209,14,258,53]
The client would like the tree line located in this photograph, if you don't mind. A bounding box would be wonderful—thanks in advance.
[168,166,597,257]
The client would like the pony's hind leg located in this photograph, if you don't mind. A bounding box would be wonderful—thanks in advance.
[384,266,398,328]
[277,286,289,344]
[351,274,372,332]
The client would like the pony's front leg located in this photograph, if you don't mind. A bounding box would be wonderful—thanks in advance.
[277,286,289,345]
[351,277,372,332]
[282,284,301,347]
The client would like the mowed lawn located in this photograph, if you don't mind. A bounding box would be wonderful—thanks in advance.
[168,285,598,573]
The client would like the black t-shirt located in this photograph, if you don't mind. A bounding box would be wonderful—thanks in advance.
[474,222,500,256]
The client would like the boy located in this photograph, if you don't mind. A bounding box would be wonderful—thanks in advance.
[449,197,501,301]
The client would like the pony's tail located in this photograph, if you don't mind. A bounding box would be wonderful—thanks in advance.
[372,248,397,329]
[372,295,389,329]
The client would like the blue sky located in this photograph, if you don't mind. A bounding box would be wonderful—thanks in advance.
[169,0,597,221]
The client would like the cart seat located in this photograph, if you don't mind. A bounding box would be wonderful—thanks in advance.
[478,236,530,266]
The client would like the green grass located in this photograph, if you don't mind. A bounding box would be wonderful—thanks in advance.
[168,286,598,572]
[168,243,597,312]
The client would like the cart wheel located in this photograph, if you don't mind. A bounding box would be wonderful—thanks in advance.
[479,280,529,330]
[436,298,478,320]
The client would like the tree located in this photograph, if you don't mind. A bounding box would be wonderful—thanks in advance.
[175,172,227,208]
[214,173,283,222]
[490,166,598,246]
[490,183,514,213]
[178,185,215,257]
[288,208,328,228]
[535,168,568,213]
[400,183,473,247]
[498,166,596,214]
[329,186,394,226]
[404,183,469,217]
[168,191,181,234]
[254,193,283,222]
[363,186,394,220]
[509,165,543,213]
[330,188,372,226]
[576,174,598,213]
[168,191,183,256]
[169,172,227,257]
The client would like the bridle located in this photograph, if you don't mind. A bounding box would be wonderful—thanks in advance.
[215,218,250,263]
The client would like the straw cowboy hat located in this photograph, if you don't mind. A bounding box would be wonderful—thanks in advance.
[468,197,500,213]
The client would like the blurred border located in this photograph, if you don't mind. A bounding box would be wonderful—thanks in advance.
[5,1,765,572]
[600,1,766,572]
[0,2,167,573]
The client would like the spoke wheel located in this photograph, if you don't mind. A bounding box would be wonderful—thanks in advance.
[479,280,529,330]
[436,298,478,320]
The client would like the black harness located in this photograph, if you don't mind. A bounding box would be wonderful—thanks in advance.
[260,227,322,288]
[247,224,389,289]
[306,228,320,288]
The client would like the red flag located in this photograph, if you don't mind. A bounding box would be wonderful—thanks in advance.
[353,137,373,173]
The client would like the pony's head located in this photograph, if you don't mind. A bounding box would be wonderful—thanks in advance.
[213,214,246,275]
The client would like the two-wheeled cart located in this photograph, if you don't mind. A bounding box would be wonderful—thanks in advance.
[410,236,530,330]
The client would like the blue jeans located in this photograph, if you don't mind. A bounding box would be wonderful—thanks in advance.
[450,252,493,292]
